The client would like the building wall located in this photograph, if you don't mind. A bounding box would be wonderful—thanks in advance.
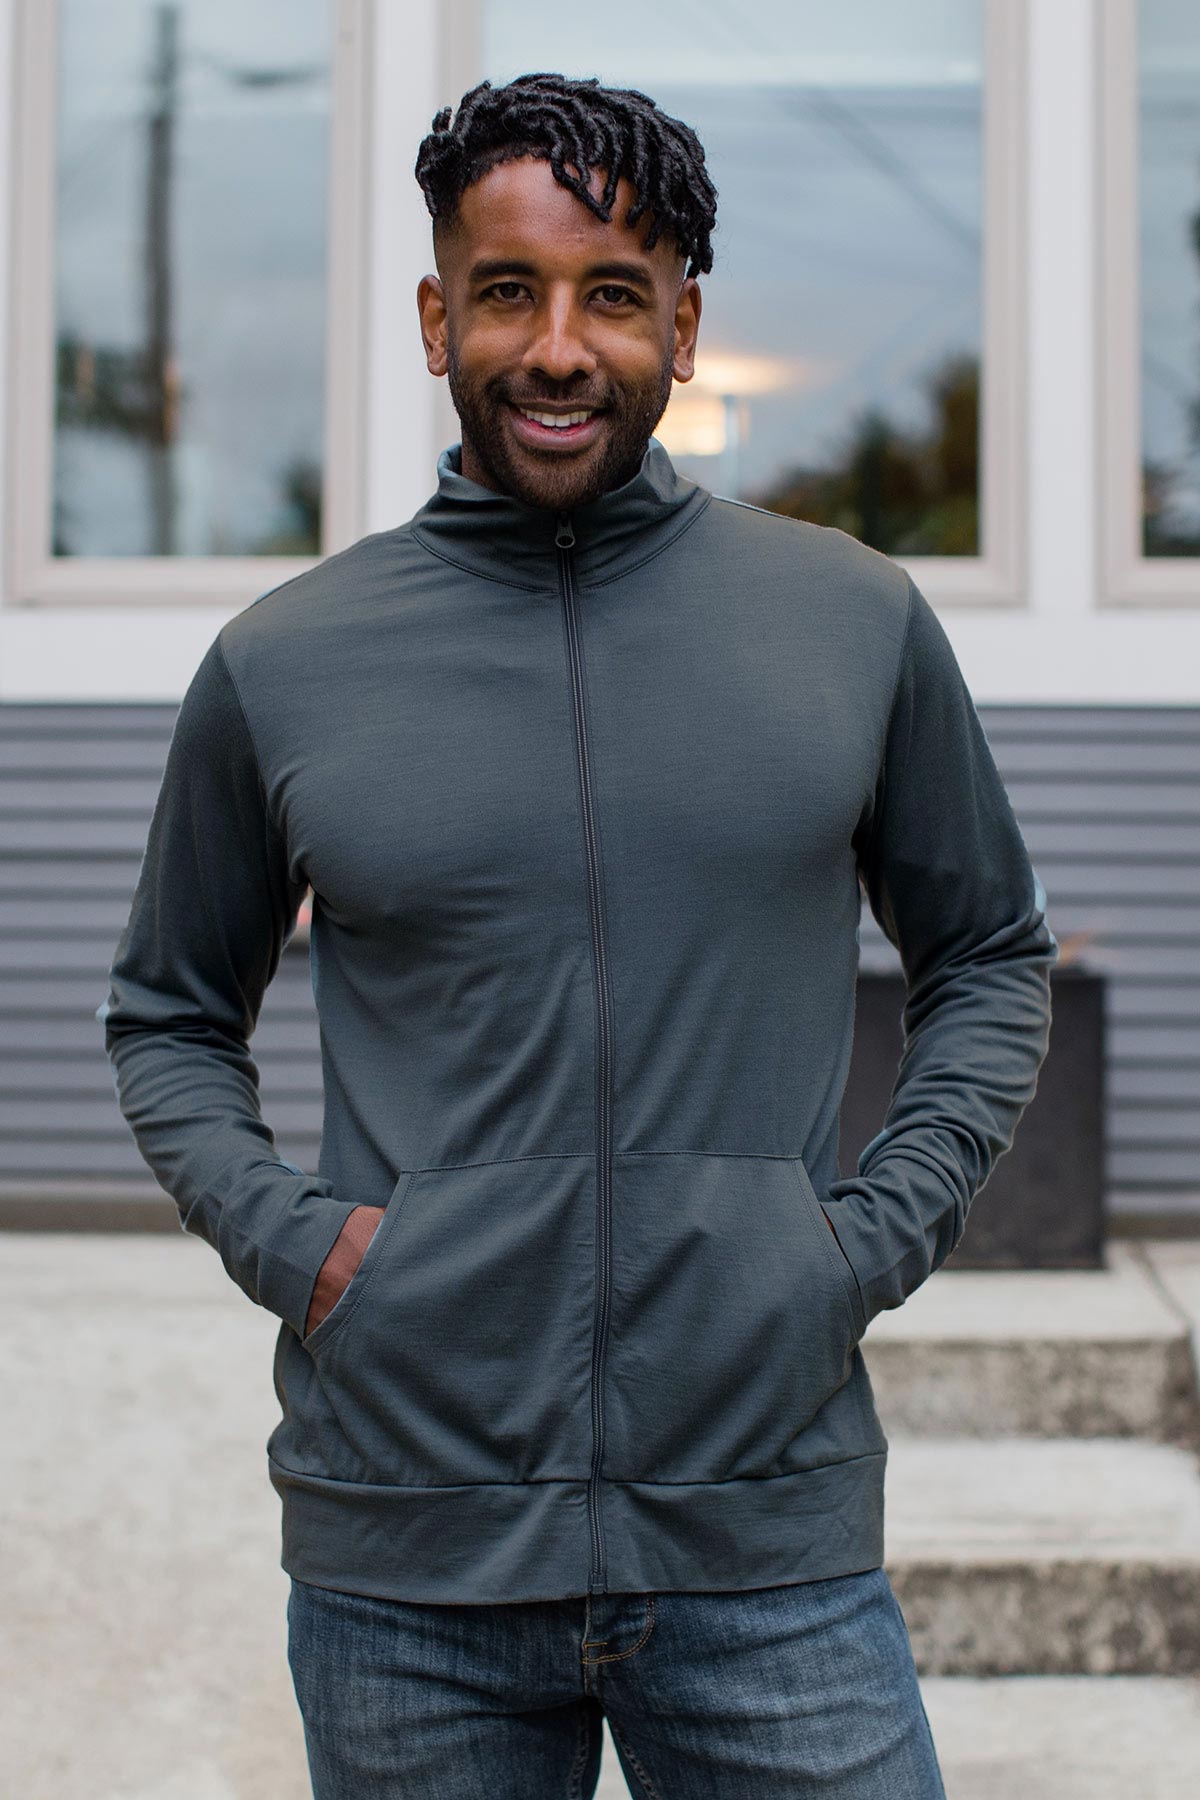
[1,4,1198,1228]
[2,695,1196,1227]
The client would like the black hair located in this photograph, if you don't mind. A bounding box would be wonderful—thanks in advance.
[414,71,717,279]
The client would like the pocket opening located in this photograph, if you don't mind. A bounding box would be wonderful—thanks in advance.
[301,1169,415,1358]
[604,1149,869,1481]
[790,1156,865,1340]
[290,1152,597,1484]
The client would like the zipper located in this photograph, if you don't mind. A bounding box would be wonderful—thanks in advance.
[555,511,613,1594]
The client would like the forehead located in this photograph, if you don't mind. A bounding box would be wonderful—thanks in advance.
[443,154,681,277]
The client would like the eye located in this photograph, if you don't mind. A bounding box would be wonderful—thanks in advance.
[482,281,529,302]
[595,285,638,306]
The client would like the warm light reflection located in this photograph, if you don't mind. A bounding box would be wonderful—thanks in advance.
[658,349,811,490]
[655,391,728,457]
[689,349,807,398]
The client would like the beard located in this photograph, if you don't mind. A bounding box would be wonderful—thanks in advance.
[444,335,676,512]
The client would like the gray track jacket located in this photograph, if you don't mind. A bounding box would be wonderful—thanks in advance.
[98,437,1058,1603]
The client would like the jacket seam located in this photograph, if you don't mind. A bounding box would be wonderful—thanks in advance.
[712,493,788,521]
[615,1147,807,1161]
[268,1449,887,1491]
[581,490,713,588]
[238,528,403,617]
[409,527,553,591]
[214,632,288,853]
[860,572,916,865]
[387,1148,821,1172]
[601,1449,886,1485]
[407,1150,594,1172]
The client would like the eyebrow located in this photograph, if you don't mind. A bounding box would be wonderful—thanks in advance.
[466,258,656,291]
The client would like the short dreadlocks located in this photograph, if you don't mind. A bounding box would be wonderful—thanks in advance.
[414,72,718,280]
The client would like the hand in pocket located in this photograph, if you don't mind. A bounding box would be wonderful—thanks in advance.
[304,1205,385,1339]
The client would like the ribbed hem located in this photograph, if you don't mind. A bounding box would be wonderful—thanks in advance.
[268,1451,887,1604]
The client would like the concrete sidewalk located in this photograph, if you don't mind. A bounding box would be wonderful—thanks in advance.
[3,1232,1199,1798]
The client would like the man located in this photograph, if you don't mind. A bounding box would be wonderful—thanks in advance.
[99,71,1057,1799]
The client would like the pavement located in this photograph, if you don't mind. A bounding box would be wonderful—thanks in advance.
[2,1231,1199,1798]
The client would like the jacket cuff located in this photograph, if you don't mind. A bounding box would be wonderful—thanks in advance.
[182,1185,353,1341]
[818,1157,967,1334]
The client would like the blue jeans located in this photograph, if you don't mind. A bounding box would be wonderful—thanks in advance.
[286,1565,946,1797]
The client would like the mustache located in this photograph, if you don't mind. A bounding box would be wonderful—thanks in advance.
[502,390,612,411]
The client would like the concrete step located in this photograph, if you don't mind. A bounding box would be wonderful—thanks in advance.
[884,1435,1200,1674]
[861,1244,1199,1444]
[916,1676,1200,1800]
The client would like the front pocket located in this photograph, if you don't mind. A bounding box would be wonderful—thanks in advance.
[605,1150,861,1482]
[789,1155,867,1342]
[300,1170,414,1358]
[303,1153,596,1485]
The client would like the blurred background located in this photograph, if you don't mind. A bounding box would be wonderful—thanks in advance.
[2,0,1198,1234]
[1,2,1199,1797]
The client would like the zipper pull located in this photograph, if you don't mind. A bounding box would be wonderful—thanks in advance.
[555,515,575,549]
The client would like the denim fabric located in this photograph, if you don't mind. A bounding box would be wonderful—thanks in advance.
[286,1565,946,1798]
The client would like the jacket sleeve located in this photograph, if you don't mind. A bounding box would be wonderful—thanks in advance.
[95,632,351,1338]
[821,572,1059,1328]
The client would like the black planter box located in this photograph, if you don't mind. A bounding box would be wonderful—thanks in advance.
[839,966,1106,1269]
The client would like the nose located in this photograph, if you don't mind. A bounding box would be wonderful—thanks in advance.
[521,292,597,385]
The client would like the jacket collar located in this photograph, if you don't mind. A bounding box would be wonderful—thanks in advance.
[408,434,711,589]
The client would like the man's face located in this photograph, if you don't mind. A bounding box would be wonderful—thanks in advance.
[417,155,702,511]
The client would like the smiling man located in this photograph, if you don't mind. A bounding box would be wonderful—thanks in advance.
[414,138,701,514]
[101,70,1057,1800]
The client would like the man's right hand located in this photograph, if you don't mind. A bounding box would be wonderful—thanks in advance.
[303,1204,386,1340]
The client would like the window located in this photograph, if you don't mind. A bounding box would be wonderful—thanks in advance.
[1100,0,1200,604]
[5,0,370,605]
[453,0,1027,602]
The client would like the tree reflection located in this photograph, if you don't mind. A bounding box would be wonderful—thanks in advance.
[50,2,326,560]
[251,457,322,555]
[747,351,979,556]
[1142,176,1200,556]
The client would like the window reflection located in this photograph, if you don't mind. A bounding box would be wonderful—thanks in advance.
[482,1,984,553]
[1139,0,1200,556]
[52,0,331,558]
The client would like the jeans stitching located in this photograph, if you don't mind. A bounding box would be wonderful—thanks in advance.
[567,1701,593,1800]
[607,1716,664,1798]
[581,1594,656,1665]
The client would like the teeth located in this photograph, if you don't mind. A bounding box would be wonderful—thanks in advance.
[520,409,594,429]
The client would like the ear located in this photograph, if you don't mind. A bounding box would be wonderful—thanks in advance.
[417,274,449,378]
[672,276,702,383]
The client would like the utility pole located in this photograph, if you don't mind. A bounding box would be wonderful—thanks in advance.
[55,5,323,555]
[145,2,179,555]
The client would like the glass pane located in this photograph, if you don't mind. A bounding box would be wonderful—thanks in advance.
[480,1,984,554]
[52,0,332,558]
[1139,0,1200,556]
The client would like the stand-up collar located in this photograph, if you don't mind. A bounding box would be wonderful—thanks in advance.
[408,435,711,588]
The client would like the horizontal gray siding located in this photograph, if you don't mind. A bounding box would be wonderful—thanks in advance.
[0,702,322,1219]
[1,700,1197,1225]
[857,707,1200,1214]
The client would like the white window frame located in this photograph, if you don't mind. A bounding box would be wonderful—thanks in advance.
[1097,0,1200,607]
[441,0,1029,607]
[3,0,372,609]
